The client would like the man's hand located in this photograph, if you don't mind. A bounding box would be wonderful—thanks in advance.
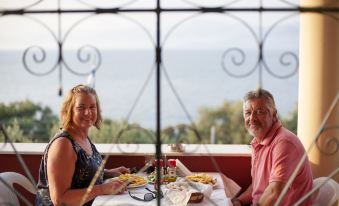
[232,198,243,206]
[258,181,285,206]
[231,184,253,206]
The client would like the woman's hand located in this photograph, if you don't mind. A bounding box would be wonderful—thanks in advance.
[104,166,130,178]
[102,180,126,195]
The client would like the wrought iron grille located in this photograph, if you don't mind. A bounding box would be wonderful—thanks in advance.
[0,0,338,206]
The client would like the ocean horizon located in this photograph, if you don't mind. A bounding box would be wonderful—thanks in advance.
[0,49,299,129]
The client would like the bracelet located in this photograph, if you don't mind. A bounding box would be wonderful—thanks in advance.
[231,197,244,206]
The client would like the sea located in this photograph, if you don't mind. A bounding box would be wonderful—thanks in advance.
[0,49,299,129]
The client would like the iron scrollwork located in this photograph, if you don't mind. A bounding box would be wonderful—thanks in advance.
[316,125,339,156]
[23,45,57,76]
[261,13,299,78]
[0,1,338,205]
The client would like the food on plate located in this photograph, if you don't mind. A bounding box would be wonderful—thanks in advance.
[147,171,156,183]
[185,173,216,185]
[118,173,147,187]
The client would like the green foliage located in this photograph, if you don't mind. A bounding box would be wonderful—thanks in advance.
[281,104,298,135]
[89,119,120,143]
[0,119,28,143]
[161,101,252,145]
[0,100,58,142]
[0,99,298,144]
[89,120,156,144]
[161,123,192,144]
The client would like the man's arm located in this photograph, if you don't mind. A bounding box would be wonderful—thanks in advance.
[258,181,285,206]
[232,184,253,206]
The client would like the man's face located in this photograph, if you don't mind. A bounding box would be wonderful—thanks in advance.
[243,97,276,141]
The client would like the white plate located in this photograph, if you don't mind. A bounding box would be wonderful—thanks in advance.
[104,176,148,188]
[186,176,217,188]
[187,179,217,187]
[127,181,148,189]
[120,174,148,189]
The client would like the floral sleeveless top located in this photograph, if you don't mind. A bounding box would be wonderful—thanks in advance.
[36,130,103,206]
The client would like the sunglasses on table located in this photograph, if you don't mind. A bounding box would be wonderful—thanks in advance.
[128,188,164,202]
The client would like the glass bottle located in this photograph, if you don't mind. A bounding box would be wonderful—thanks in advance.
[154,159,164,185]
[167,159,177,182]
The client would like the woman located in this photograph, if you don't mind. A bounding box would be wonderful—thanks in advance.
[36,84,129,206]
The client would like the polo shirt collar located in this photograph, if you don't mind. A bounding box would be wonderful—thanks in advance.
[251,120,282,147]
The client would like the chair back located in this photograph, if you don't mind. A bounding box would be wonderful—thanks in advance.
[313,177,339,206]
[0,172,36,206]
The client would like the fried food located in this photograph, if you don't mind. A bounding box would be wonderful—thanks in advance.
[185,173,216,185]
[118,173,147,187]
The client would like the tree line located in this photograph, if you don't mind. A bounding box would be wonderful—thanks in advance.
[0,100,297,144]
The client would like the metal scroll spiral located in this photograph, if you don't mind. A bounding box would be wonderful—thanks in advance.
[218,12,260,78]
[315,126,339,156]
[221,47,258,78]
[20,16,59,76]
[162,12,260,78]
[72,45,101,76]
[61,14,103,76]
[261,13,299,78]
[161,13,253,150]
[23,46,57,76]
[61,13,154,75]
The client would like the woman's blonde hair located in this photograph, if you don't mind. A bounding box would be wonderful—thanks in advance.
[60,84,102,130]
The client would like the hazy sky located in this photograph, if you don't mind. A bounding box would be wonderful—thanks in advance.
[0,0,300,128]
[0,0,299,49]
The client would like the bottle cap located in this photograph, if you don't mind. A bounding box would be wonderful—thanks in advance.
[154,159,164,167]
[168,159,176,167]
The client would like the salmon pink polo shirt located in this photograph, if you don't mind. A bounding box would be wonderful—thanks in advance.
[250,121,314,206]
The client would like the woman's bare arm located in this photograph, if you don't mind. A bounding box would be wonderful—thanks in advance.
[47,137,125,206]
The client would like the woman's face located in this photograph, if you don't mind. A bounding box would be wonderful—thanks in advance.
[72,92,97,130]
[243,97,276,141]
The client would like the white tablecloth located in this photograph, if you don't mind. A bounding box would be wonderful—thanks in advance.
[92,173,234,206]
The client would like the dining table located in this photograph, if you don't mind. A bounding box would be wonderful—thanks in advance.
[92,173,237,206]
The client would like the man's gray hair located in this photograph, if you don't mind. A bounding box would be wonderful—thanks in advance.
[243,88,276,112]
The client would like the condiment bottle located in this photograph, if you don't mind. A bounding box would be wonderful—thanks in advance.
[167,159,177,182]
[154,159,164,180]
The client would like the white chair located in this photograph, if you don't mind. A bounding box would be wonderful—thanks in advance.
[0,172,36,206]
[313,177,339,206]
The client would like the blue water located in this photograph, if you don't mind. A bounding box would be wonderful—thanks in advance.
[0,50,298,129]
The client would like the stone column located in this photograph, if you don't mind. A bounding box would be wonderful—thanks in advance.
[298,0,339,181]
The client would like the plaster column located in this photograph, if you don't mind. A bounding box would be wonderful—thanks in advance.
[298,0,339,181]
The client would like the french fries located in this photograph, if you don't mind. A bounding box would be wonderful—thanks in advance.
[185,173,216,185]
[118,173,147,187]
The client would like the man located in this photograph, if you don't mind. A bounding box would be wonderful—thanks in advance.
[232,89,314,206]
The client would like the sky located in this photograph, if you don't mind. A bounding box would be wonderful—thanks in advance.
[0,0,300,128]
[0,0,300,49]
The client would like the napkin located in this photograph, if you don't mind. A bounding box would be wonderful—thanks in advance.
[176,159,192,177]
[162,178,212,206]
